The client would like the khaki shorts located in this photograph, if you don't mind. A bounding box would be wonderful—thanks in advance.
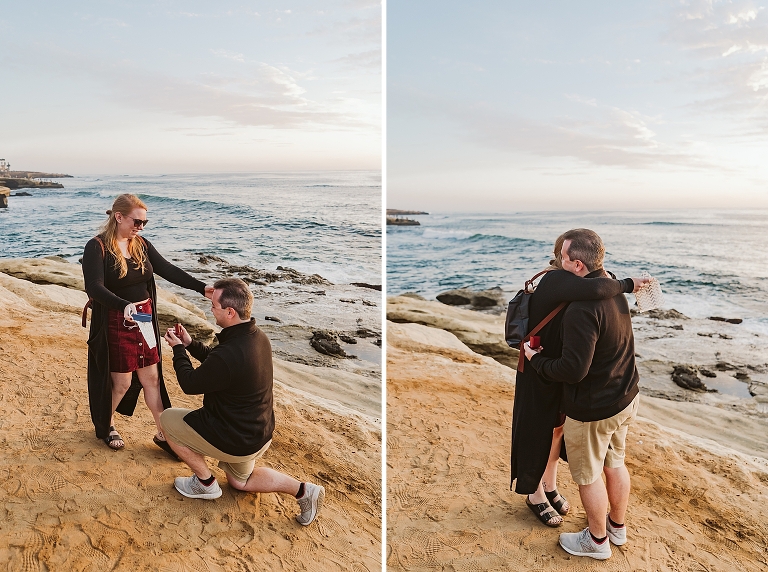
[563,395,639,486]
[160,408,271,483]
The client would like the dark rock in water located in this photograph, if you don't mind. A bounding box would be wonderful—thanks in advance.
[715,361,736,371]
[735,372,751,381]
[709,316,743,324]
[198,254,226,264]
[699,368,717,378]
[339,334,357,344]
[375,338,382,347]
[637,308,689,320]
[351,282,381,291]
[310,331,356,359]
[672,365,715,392]
[362,300,377,307]
[471,287,505,308]
[265,316,282,323]
[356,327,378,338]
[11,191,33,197]
[436,288,473,306]
[399,292,426,301]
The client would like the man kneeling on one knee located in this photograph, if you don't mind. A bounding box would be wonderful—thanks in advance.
[161,277,324,526]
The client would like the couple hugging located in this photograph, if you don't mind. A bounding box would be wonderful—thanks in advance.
[82,193,323,527]
[510,228,648,560]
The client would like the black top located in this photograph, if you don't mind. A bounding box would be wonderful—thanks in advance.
[83,236,206,309]
[171,319,276,456]
[529,269,640,422]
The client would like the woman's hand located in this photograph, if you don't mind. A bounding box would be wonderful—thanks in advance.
[631,276,652,293]
[204,285,214,300]
[523,341,543,360]
[123,303,137,322]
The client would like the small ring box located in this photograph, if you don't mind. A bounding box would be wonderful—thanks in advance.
[529,335,541,349]
[131,312,152,323]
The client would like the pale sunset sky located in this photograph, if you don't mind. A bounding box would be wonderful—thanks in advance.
[387,0,768,211]
[0,1,381,174]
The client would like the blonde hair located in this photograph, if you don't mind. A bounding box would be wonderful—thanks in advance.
[548,233,565,270]
[98,194,149,278]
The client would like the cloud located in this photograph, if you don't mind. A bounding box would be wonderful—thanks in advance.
[6,43,372,130]
[332,49,381,71]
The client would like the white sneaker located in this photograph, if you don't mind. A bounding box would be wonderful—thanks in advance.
[606,515,627,546]
[296,483,325,526]
[559,527,612,560]
[174,475,222,500]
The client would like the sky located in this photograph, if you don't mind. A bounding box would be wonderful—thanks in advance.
[0,1,381,174]
[387,0,768,211]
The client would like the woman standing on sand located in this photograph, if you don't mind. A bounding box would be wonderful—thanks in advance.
[510,232,645,527]
[82,193,212,455]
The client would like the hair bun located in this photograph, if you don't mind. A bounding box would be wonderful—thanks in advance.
[106,209,112,215]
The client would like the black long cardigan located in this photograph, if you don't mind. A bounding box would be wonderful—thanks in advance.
[509,270,634,494]
[82,236,205,440]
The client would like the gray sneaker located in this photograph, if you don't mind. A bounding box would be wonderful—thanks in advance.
[606,515,627,546]
[559,527,612,560]
[296,483,325,526]
[174,475,222,500]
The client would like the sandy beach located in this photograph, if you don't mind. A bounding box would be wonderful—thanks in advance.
[386,295,768,571]
[0,260,381,571]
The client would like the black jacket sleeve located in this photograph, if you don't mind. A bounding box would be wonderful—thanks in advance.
[538,270,632,304]
[186,339,212,363]
[172,344,232,394]
[144,239,206,295]
[529,305,599,384]
[82,238,131,310]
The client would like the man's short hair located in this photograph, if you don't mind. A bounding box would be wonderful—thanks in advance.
[562,228,605,272]
[213,278,253,320]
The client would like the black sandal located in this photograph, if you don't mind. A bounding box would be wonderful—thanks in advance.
[104,426,124,450]
[544,488,570,515]
[526,497,562,527]
[153,435,180,461]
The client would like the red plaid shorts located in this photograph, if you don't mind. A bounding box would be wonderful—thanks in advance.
[107,299,160,373]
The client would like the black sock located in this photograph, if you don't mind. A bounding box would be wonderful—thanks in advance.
[590,532,607,544]
[608,515,624,528]
[296,482,306,499]
[199,474,216,487]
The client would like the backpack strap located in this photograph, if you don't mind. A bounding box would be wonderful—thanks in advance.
[517,302,567,373]
[524,269,554,293]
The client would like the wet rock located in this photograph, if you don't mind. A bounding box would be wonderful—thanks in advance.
[375,338,382,347]
[715,361,737,371]
[356,328,379,338]
[265,316,282,323]
[339,334,357,344]
[709,316,743,324]
[362,300,377,307]
[699,368,716,378]
[671,365,715,392]
[11,191,32,197]
[351,282,381,291]
[197,254,226,264]
[340,298,356,303]
[635,308,688,320]
[735,372,751,381]
[471,287,506,308]
[666,324,684,330]
[310,331,356,359]
[436,288,473,306]
[310,290,326,296]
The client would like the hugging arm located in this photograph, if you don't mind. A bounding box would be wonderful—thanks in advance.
[528,306,599,384]
[537,270,633,307]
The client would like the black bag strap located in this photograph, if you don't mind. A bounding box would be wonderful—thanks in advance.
[517,301,567,373]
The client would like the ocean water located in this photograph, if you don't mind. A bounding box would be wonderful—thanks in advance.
[387,210,768,336]
[1,172,381,285]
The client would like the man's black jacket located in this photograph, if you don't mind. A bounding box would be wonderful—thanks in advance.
[529,269,639,422]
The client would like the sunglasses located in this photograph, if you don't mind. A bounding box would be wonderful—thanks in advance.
[124,215,149,228]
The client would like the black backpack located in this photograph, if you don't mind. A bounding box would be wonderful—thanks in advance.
[505,269,566,372]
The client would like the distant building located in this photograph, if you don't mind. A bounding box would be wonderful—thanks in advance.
[0,159,9,176]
